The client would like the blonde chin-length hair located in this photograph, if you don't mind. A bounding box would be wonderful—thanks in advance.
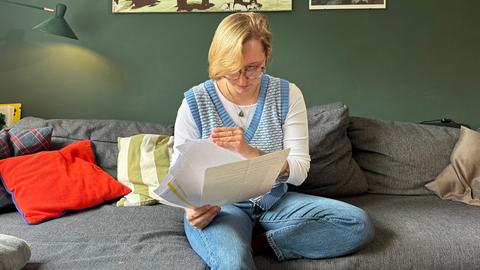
[208,12,272,81]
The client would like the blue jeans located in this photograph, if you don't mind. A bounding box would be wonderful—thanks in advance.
[183,192,374,270]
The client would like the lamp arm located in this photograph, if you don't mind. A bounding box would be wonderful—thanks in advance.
[0,0,55,12]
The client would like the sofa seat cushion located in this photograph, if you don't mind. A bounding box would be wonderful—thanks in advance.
[0,203,205,270]
[2,194,479,270]
[348,116,459,195]
[0,234,31,270]
[255,194,480,270]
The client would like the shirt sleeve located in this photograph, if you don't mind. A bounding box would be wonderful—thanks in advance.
[170,98,198,168]
[283,83,311,186]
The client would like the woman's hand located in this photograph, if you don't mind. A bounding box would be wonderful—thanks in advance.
[210,127,261,159]
[185,205,221,229]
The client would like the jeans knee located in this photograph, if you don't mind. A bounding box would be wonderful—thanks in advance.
[349,208,375,250]
[318,206,374,257]
[210,247,255,270]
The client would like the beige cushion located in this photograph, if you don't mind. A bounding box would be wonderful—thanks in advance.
[425,127,480,205]
[116,134,173,207]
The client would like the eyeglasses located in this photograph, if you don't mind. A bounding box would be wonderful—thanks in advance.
[224,64,265,80]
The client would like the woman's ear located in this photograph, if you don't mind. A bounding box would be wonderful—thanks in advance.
[265,48,272,65]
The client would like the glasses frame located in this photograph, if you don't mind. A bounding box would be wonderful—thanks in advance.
[224,64,265,81]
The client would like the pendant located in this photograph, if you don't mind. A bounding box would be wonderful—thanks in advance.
[238,110,244,117]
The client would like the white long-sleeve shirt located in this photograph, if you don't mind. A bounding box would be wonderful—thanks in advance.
[171,81,310,186]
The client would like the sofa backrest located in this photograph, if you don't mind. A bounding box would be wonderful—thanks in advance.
[347,116,459,195]
[13,113,460,197]
[12,117,174,177]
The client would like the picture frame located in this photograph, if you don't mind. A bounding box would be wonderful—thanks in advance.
[310,0,386,10]
[112,0,292,13]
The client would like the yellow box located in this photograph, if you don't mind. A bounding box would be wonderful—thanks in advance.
[0,103,22,127]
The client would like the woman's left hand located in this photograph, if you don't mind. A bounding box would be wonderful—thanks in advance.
[210,127,260,159]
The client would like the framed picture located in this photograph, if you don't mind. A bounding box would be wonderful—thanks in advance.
[310,0,386,10]
[113,0,292,13]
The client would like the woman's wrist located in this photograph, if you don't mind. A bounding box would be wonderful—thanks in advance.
[241,146,264,159]
[247,147,262,159]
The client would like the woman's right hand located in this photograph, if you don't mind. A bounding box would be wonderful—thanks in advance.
[185,204,221,229]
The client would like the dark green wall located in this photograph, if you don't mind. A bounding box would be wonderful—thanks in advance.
[1,0,479,128]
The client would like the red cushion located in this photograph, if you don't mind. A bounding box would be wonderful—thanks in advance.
[0,140,130,224]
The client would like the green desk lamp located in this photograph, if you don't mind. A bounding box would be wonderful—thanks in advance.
[0,0,78,40]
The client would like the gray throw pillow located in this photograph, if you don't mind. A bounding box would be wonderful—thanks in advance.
[348,116,459,195]
[0,234,31,270]
[291,103,368,197]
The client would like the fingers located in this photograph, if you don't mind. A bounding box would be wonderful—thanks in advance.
[211,127,243,138]
[212,135,242,144]
[212,140,241,149]
[211,127,244,146]
[212,127,239,132]
[185,204,212,220]
[210,127,251,157]
[193,206,220,229]
[185,205,221,229]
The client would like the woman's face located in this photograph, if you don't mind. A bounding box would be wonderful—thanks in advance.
[224,39,266,97]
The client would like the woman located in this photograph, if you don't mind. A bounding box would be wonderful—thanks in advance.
[171,12,374,270]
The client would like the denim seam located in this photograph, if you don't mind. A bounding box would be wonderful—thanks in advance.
[265,230,285,261]
[260,216,351,225]
[267,221,323,261]
[260,216,320,224]
[195,227,218,268]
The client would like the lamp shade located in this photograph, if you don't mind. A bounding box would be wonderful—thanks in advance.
[33,4,78,40]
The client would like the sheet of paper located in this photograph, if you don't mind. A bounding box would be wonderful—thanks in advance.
[202,148,290,205]
[153,140,290,208]
[170,140,245,203]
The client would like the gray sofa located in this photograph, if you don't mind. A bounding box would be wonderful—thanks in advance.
[1,103,480,270]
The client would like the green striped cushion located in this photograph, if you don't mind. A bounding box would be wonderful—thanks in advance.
[116,134,173,207]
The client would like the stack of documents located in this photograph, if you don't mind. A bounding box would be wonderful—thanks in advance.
[154,140,289,208]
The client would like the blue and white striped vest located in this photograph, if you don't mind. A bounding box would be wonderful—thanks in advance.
[184,74,290,211]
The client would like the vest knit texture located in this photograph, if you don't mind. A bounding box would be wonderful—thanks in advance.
[184,74,290,210]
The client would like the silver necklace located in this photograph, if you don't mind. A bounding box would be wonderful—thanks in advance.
[236,105,252,129]
[223,81,257,129]
[225,82,246,117]
[225,81,259,118]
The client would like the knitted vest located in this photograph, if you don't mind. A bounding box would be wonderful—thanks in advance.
[184,74,290,210]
